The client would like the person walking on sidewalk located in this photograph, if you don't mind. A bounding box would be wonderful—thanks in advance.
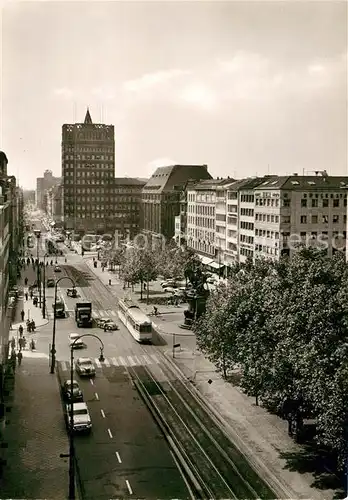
[19,324,23,337]
[25,292,28,301]
[20,309,25,321]
[24,277,28,286]
[17,351,23,366]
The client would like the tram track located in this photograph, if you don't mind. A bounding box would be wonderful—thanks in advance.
[127,361,276,499]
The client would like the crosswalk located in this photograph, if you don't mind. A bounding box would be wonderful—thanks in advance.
[59,353,160,371]
[47,309,119,320]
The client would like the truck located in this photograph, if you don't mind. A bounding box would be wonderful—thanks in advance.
[52,297,65,318]
[75,302,93,328]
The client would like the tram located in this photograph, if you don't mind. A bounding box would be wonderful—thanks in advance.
[117,298,152,343]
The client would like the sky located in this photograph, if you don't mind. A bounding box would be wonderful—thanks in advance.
[1,0,347,189]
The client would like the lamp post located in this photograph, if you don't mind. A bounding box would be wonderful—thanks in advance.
[68,334,104,500]
[42,253,49,319]
[50,276,76,374]
[33,229,41,306]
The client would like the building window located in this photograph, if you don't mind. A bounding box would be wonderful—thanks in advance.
[333,198,339,208]
[311,215,318,224]
[322,215,329,223]
[300,215,307,224]
[283,198,291,207]
[301,199,307,207]
[333,215,339,223]
[322,199,329,208]
[311,199,318,208]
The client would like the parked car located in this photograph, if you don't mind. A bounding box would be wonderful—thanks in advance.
[54,265,62,273]
[65,402,92,433]
[62,379,83,402]
[75,357,96,377]
[69,333,84,349]
[47,278,55,287]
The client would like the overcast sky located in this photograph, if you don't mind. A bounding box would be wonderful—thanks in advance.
[1,0,347,189]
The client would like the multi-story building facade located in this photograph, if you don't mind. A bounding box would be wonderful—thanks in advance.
[184,172,348,269]
[0,151,23,419]
[62,109,115,234]
[186,179,226,266]
[254,173,348,260]
[141,164,212,241]
[111,178,146,239]
[36,170,60,210]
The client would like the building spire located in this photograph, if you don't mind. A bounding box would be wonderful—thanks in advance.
[84,107,92,124]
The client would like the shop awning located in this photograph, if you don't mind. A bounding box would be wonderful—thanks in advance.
[209,261,224,269]
[198,255,214,266]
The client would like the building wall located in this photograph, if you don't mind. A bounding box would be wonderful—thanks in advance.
[36,170,60,209]
[110,180,145,238]
[187,188,216,257]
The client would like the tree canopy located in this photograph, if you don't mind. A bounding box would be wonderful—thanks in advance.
[194,247,348,468]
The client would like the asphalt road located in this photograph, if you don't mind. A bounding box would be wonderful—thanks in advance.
[59,363,189,499]
[25,224,191,499]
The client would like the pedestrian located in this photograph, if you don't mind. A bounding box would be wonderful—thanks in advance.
[11,337,16,349]
[19,324,23,337]
[20,309,25,321]
[153,306,158,316]
[17,351,23,366]
[30,339,35,351]
[25,292,28,301]
[24,277,28,286]
[30,320,36,332]
[30,290,33,299]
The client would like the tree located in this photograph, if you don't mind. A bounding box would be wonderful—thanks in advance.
[121,247,158,301]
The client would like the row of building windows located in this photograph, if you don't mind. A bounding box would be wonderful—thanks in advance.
[187,216,215,228]
[255,198,280,207]
[65,154,113,161]
[189,239,215,255]
[240,248,254,258]
[255,229,280,239]
[64,168,113,175]
[255,245,279,256]
[240,221,254,230]
[64,146,113,152]
[299,214,343,224]
[255,213,280,223]
[240,208,254,217]
[188,204,215,216]
[240,194,254,203]
[240,234,254,244]
[301,198,347,208]
[227,204,237,213]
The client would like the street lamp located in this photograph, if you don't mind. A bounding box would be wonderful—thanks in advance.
[42,253,50,319]
[50,276,76,374]
[68,334,104,500]
[33,229,41,306]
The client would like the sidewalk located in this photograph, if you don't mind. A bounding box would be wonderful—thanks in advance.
[86,256,338,500]
[0,357,69,499]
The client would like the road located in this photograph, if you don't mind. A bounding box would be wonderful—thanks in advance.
[26,219,191,499]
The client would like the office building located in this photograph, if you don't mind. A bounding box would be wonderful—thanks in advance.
[111,178,146,238]
[141,164,212,241]
[62,108,115,234]
[46,184,63,225]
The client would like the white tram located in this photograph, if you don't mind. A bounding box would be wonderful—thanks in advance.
[117,298,152,343]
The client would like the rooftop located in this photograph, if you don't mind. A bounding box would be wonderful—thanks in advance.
[113,177,146,186]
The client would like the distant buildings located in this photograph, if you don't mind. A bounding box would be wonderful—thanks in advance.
[184,172,348,273]
[36,170,60,210]
[22,189,35,204]
[46,184,63,226]
[61,109,115,234]
[141,164,212,240]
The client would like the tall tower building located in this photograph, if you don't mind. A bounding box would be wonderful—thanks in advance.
[62,108,115,234]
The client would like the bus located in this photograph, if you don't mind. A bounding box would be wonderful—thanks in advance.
[117,298,152,343]
[52,296,65,318]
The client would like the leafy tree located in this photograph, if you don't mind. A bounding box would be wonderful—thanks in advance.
[121,247,158,301]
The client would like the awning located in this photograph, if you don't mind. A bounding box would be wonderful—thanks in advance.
[198,255,214,266]
[209,261,224,269]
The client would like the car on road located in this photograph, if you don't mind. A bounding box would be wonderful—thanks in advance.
[47,278,55,287]
[62,379,83,402]
[54,265,62,272]
[65,402,92,433]
[163,286,177,293]
[75,357,96,377]
[69,333,84,349]
[103,320,119,331]
[96,317,112,329]
[161,279,176,288]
